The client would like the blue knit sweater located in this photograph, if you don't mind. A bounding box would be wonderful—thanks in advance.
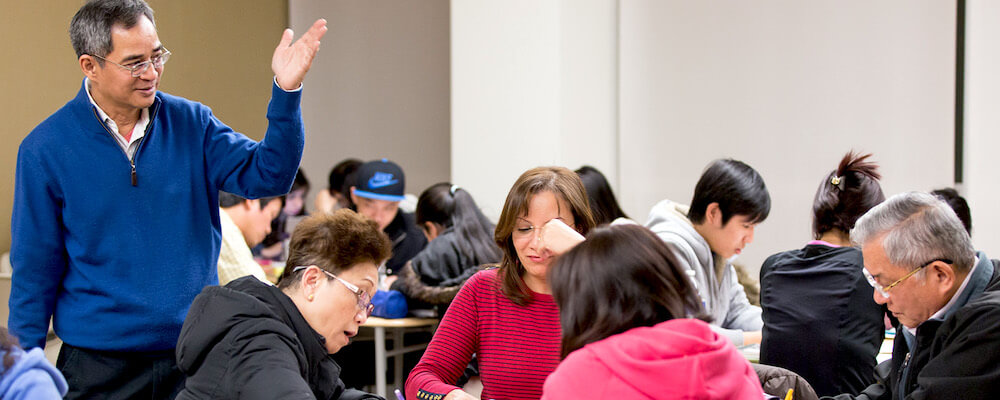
[9,79,304,351]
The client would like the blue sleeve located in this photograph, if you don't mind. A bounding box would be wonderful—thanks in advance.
[204,81,305,198]
[8,144,67,350]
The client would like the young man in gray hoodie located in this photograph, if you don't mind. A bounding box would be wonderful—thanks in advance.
[645,159,770,346]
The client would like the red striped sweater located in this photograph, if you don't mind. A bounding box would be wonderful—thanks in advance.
[405,268,561,400]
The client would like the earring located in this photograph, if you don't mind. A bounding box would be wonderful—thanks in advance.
[307,294,315,301]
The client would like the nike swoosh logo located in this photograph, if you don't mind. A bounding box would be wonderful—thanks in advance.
[368,175,398,189]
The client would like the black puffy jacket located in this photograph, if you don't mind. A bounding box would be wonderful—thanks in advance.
[175,276,382,400]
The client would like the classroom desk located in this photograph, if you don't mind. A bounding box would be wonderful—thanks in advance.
[359,317,439,399]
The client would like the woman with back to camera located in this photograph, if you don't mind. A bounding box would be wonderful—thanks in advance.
[758,151,887,397]
[392,183,502,312]
[175,210,390,400]
[406,166,594,400]
[542,224,763,400]
[574,165,630,226]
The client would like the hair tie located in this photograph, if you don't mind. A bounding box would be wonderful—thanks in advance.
[450,185,460,195]
[830,175,845,190]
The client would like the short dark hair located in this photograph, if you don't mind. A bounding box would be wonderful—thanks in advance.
[550,224,709,358]
[575,166,629,226]
[328,158,363,196]
[812,152,885,238]
[70,0,155,60]
[277,210,392,289]
[218,192,278,209]
[495,167,595,306]
[416,183,501,266]
[931,188,972,235]
[688,159,770,225]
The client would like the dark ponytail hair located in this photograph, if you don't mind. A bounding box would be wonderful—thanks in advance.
[812,151,885,238]
[416,183,501,266]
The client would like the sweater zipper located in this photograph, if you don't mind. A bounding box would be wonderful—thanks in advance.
[91,102,158,186]
[897,352,911,400]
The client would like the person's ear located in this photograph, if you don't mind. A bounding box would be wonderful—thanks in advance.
[930,261,957,295]
[302,266,323,297]
[350,187,359,204]
[80,55,100,79]
[705,202,723,226]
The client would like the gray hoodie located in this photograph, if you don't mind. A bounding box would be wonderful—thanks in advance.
[645,199,763,345]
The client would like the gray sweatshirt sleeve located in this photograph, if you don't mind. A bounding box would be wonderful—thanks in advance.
[720,264,763,333]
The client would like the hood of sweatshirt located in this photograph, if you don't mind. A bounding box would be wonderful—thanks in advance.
[0,347,68,397]
[580,319,761,399]
[645,199,717,272]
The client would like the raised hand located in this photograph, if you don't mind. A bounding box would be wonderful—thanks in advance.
[272,18,328,90]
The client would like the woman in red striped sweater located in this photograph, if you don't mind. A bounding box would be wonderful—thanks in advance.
[406,166,594,400]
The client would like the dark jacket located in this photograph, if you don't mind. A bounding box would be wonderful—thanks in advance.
[826,254,1000,400]
[760,244,885,396]
[382,211,427,276]
[175,277,381,400]
[392,228,499,310]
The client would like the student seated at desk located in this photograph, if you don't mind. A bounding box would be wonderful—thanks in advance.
[759,152,887,397]
[392,182,502,313]
[175,210,389,400]
[542,224,763,400]
[645,158,769,346]
[406,166,594,400]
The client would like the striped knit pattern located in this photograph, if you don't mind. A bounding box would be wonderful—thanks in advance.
[406,269,561,400]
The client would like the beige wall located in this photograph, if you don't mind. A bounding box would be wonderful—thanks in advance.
[0,0,288,254]
[290,1,451,205]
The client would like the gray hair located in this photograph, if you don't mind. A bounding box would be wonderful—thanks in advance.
[851,191,975,273]
[70,0,155,60]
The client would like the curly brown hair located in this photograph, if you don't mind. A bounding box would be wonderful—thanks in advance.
[277,209,392,289]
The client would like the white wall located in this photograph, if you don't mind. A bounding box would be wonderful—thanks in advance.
[964,1,1000,256]
[619,1,955,275]
[290,0,451,204]
[453,1,957,276]
[451,0,619,220]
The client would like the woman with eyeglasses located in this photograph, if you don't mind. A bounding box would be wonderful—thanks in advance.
[406,167,594,400]
[175,209,390,400]
[758,151,889,397]
[542,224,763,400]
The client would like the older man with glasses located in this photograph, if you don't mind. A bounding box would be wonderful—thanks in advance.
[825,192,1000,400]
[7,0,327,398]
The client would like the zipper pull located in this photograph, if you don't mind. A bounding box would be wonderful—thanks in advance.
[131,163,137,186]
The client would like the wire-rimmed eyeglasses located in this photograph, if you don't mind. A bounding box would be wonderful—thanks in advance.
[91,48,171,78]
[862,258,952,298]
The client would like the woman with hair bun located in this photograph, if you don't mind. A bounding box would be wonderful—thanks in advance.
[759,151,888,397]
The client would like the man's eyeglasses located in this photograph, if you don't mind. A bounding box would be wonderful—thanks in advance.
[292,265,374,317]
[863,258,952,298]
[91,49,171,78]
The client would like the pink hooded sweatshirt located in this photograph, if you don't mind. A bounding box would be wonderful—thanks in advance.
[542,319,763,400]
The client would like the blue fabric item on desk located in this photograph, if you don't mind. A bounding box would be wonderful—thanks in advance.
[371,290,408,318]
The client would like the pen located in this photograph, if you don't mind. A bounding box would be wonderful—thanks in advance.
[394,388,405,400]
[784,388,794,400]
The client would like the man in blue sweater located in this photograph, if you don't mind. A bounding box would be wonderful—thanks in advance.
[8,0,327,398]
